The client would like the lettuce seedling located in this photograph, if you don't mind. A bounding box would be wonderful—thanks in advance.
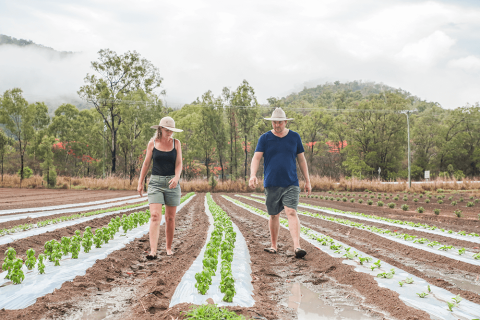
[405,277,414,284]
[373,260,381,269]
[82,235,93,253]
[2,247,17,280]
[416,292,428,298]
[427,285,431,293]
[38,253,46,274]
[438,245,453,251]
[223,287,236,302]
[447,301,456,312]
[93,229,103,248]
[25,248,36,270]
[398,281,404,287]
[452,294,462,304]
[358,256,373,265]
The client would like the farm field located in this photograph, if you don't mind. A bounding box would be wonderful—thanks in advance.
[1,190,480,319]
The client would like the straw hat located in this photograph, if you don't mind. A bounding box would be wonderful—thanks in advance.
[264,108,294,121]
[150,116,183,132]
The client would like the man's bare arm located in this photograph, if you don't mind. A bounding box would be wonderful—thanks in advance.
[297,152,312,195]
[249,151,263,189]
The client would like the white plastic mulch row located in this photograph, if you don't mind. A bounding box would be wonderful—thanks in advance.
[239,195,480,267]
[250,194,480,245]
[169,195,254,308]
[0,204,149,246]
[0,196,147,224]
[225,196,480,320]
[0,195,195,310]
[0,195,140,215]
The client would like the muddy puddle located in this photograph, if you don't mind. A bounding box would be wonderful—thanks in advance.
[287,282,372,319]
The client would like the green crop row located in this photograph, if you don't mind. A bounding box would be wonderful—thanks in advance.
[195,193,236,302]
[250,194,479,239]
[0,200,150,237]
[2,192,195,285]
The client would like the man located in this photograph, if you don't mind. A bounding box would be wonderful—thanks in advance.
[249,107,312,258]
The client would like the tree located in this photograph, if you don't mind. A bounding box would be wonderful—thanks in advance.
[0,129,14,182]
[39,135,56,187]
[78,49,163,173]
[232,80,258,182]
[0,88,36,182]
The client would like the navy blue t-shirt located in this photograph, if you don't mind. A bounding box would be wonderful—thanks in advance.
[255,130,305,188]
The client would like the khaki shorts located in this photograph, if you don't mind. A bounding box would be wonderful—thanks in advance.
[147,175,181,206]
[264,185,300,215]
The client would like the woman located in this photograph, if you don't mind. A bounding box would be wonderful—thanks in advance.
[137,116,183,259]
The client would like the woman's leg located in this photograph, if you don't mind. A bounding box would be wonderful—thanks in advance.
[164,205,177,255]
[149,203,163,256]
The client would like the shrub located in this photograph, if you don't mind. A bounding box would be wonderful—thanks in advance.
[394,197,399,201]
[413,198,418,203]
[364,189,369,192]
[377,201,384,207]
[17,167,33,179]
[454,210,463,218]
[367,200,373,205]
[403,197,408,201]
[370,195,375,199]
[416,207,424,213]
[358,199,363,204]
[437,189,444,193]
[328,191,332,194]
[401,204,409,211]
[448,196,453,201]
[385,196,390,200]
[425,199,430,203]
[469,196,474,200]
[434,209,440,215]
[437,200,443,204]
[377,196,382,199]
[43,166,57,188]
[350,198,355,203]
[387,203,395,209]
[475,199,480,204]
[336,197,341,201]
[329,197,334,200]
[419,195,423,198]
[459,197,464,202]
[466,202,474,207]
[364,195,368,198]
[451,201,457,206]
[342,197,347,202]
[428,195,432,199]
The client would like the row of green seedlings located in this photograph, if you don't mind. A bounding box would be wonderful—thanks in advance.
[300,226,466,313]
[2,192,195,285]
[195,193,236,302]
[245,195,480,258]
[229,196,467,312]
[294,197,479,238]
[0,200,149,237]
[2,211,150,285]
[301,194,471,217]
[298,208,480,259]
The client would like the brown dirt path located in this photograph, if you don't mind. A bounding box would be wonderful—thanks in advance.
[214,194,430,320]
[0,193,207,320]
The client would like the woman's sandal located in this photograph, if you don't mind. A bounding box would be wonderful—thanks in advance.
[264,248,277,254]
[295,248,307,258]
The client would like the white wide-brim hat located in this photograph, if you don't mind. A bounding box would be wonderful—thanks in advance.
[264,107,294,121]
[150,116,183,132]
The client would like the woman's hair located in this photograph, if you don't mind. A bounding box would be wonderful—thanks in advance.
[151,127,174,141]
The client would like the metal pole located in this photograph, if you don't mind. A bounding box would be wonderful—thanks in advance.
[407,111,411,189]
[103,121,106,179]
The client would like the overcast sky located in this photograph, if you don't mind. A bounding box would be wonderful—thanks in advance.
[1,0,479,109]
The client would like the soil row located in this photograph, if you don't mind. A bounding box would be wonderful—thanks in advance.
[295,195,480,233]
[213,194,431,320]
[235,196,480,306]
[0,188,137,210]
[302,191,480,219]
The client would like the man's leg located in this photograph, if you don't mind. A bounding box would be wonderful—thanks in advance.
[284,206,301,249]
[269,214,280,251]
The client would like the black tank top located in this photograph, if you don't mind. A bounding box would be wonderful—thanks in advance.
[152,139,176,176]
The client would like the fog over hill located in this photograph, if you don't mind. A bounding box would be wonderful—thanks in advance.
[0,35,92,115]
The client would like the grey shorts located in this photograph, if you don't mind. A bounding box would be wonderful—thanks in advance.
[147,175,181,207]
[264,185,300,216]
